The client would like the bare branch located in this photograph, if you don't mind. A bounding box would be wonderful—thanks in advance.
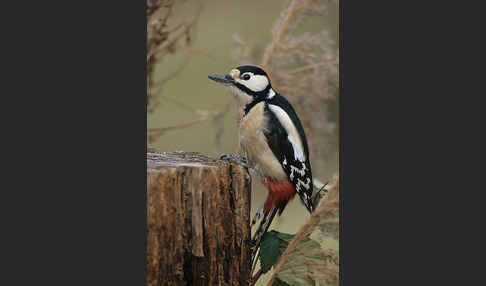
[262,0,306,71]
[147,102,229,143]
[147,0,202,113]
[283,58,337,74]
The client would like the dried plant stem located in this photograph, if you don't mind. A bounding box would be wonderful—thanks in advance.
[157,94,197,112]
[265,175,339,286]
[147,102,230,142]
[146,24,183,61]
[285,58,337,74]
[160,0,175,28]
[148,117,207,133]
[262,0,306,70]
[147,0,202,111]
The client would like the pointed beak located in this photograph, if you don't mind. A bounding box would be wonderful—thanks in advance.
[208,74,234,85]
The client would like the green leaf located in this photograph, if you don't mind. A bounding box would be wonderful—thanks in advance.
[259,230,296,273]
[259,231,280,273]
[275,231,295,243]
[274,278,291,286]
[268,175,340,286]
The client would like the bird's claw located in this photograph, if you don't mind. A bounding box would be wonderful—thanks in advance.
[220,154,252,191]
[219,153,248,168]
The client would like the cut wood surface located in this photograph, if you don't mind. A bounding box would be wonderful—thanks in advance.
[147,151,252,286]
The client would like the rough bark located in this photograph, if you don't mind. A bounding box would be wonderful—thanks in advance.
[147,151,252,286]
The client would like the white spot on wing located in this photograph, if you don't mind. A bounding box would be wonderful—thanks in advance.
[268,104,306,162]
[299,177,311,190]
[289,163,306,180]
[295,177,311,191]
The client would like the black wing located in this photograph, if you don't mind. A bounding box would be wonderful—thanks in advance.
[263,95,314,213]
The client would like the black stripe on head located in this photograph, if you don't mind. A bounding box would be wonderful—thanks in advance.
[236,65,268,76]
[235,65,272,95]
[234,65,272,115]
[235,81,271,98]
[234,65,272,114]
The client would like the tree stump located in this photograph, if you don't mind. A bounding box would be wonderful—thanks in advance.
[147,151,252,286]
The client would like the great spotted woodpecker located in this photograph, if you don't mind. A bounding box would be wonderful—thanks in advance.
[208,65,314,259]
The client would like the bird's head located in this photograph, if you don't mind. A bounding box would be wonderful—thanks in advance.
[208,65,276,107]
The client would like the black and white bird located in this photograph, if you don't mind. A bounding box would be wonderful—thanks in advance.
[208,65,314,260]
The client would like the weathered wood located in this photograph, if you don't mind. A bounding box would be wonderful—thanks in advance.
[147,151,252,286]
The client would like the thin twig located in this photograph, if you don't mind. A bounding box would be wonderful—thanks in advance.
[158,94,197,112]
[284,58,337,74]
[149,0,202,59]
[160,0,175,28]
[265,175,339,286]
[262,0,307,70]
[147,103,227,143]
[146,23,184,61]
[148,117,207,133]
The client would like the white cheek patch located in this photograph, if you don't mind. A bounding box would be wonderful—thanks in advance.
[268,104,306,162]
[236,74,269,92]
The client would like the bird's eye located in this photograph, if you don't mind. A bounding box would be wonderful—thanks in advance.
[242,74,251,80]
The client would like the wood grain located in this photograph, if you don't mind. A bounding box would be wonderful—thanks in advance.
[147,151,252,286]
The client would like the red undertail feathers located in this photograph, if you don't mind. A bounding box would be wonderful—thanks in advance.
[262,178,296,215]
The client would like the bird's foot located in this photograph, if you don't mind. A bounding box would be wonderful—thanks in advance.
[219,153,249,168]
[244,170,251,186]
[220,153,251,185]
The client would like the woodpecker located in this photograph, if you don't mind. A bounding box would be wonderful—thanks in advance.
[208,65,314,260]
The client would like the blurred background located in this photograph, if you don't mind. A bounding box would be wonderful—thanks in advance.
[147,0,338,283]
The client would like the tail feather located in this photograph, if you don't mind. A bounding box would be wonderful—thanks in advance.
[250,179,300,265]
[262,179,296,214]
[251,206,265,228]
[251,206,278,265]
